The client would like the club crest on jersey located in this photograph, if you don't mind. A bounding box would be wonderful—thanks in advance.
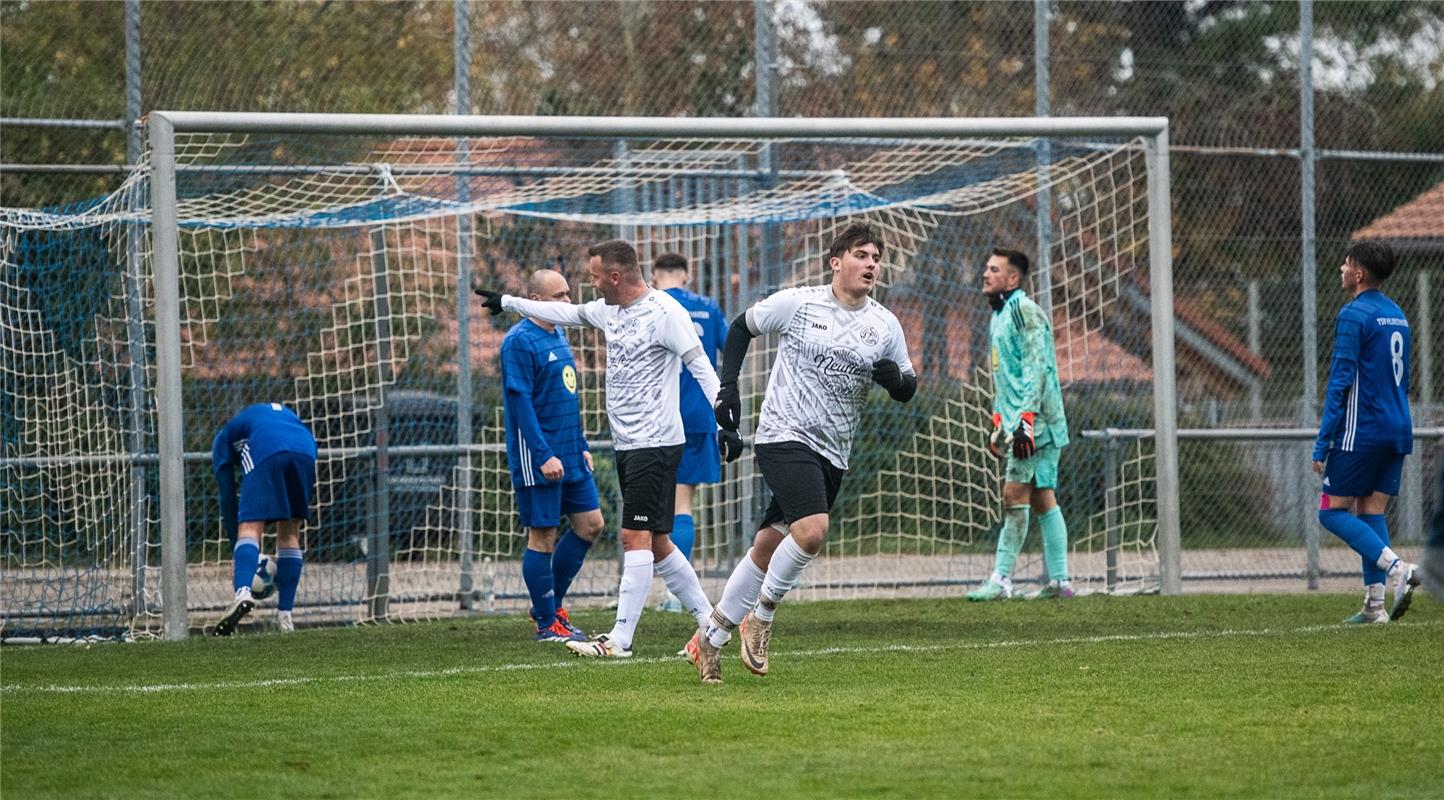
[613,317,641,338]
[562,365,577,394]
[859,326,879,346]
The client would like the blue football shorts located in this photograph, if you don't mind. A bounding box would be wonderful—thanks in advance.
[1322,450,1405,498]
[238,451,316,523]
[515,478,601,529]
[676,431,721,485]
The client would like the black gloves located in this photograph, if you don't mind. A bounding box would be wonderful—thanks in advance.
[871,359,903,391]
[1012,412,1037,459]
[714,381,744,463]
[872,359,917,402]
[718,429,744,463]
[473,288,504,316]
[715,381,741,432]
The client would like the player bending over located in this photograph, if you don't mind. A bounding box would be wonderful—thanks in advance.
[212,402,317,635]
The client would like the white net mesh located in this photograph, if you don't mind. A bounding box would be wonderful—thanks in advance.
[1,128,1160,638]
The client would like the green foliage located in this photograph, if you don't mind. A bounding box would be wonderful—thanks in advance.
[3,595,1440,799]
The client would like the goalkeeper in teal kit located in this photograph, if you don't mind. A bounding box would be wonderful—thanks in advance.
[967,247,1073,601]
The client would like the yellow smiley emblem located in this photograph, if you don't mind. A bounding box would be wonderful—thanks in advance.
[562,364,577,394]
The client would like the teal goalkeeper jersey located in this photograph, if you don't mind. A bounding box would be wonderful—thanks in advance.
[989,289,1069,448]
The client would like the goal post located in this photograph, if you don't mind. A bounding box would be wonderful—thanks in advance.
[0,112,1175,641]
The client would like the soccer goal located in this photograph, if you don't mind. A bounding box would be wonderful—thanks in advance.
[0,113,1177,640]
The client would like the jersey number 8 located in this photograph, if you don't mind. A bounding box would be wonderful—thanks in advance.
[1390,331,1405,387]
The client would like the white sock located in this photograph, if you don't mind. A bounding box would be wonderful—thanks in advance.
[989,571,1012,588]
[755,535,815,623]
[654,548,713,628]
[1377,548,1400,572]
[608,550,653,650]
[707,549,767,647]
[1366,583,1385,603]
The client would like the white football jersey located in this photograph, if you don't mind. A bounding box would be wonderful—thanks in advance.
[504,289,710,450]
[747,285,914,469]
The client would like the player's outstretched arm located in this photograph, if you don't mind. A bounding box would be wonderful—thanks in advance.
[714,313,755,431]
[474,288,591,328]
[473,288,505,315]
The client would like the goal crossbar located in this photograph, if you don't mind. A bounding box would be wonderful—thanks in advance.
[151,111,1169,139]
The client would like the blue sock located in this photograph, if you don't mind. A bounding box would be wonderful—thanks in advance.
[232,539,260,594]
[671,514,696,562]
[551,531,593,610]
[522,548,556,628]
[276,547,303,611]
[1318,508,1387,568]
[1357,514,1391,586]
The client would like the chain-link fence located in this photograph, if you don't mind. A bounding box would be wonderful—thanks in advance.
[3,2,1442,633]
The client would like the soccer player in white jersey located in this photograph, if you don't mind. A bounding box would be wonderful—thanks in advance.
[687,222,917,683]
[475,240,740,658]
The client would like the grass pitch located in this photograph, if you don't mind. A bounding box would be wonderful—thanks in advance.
[3,594,1441,799]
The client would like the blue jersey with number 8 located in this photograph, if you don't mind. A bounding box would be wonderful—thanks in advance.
[1314,289,1412,461]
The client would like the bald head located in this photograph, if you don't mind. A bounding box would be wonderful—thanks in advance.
[526,269,570,301]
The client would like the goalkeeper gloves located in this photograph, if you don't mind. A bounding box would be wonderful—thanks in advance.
[718,428,744,463]
[988,413,1008,460]
[1012,412,1037,459]
[715,381,741,432]
[473,288,504,316]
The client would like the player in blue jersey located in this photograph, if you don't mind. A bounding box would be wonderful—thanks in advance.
[1312,241,1421,623]
[651,253,728,613]
[501,269,606,643]
[211,403,318,635]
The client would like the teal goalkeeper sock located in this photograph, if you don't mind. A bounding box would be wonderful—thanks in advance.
[1038,506,1069,582]
[994,505,1030,578]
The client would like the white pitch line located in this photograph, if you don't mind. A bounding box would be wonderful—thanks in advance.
[4,620,1438,696]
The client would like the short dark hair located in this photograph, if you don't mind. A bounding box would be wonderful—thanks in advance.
[587,239,641,278]
[829,223,884,262]
[1345,240,1397,283]
[653,253,689,273]
[992,247,1031,277]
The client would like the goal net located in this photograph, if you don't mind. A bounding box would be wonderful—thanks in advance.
[1,116,1170,639]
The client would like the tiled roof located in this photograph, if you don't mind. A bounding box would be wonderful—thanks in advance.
[1353,180,1444,242]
